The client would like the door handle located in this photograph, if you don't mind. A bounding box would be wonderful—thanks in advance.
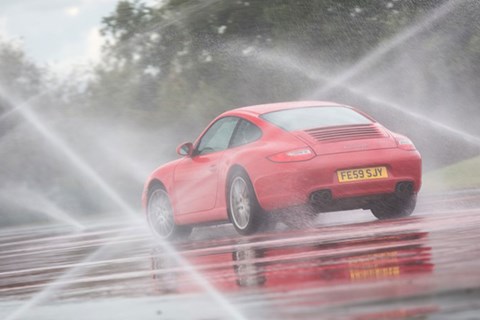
[209,165,217,172]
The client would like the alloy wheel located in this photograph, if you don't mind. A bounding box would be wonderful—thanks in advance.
[230,176,251,230]
[147,189,175,238]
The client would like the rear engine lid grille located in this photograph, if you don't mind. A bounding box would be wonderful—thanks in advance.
[305,125,386,143]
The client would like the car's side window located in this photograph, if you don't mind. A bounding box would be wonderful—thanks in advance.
[196,117,239,155]
[230,120,262,148]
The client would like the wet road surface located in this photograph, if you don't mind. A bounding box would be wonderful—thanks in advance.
[1,190,480,319]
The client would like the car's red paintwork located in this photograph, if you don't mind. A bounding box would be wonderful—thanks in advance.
[142,101,421,226]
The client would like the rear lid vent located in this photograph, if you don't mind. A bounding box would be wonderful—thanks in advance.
[305,124,386,143]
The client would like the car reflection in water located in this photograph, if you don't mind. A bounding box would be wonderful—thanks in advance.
[150,229,435,317]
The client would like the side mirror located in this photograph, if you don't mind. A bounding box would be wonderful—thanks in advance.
[176,142,194,157]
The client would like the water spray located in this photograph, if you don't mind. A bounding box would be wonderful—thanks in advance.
[0,87,139,221]
[310,0,462,96]
[0,87,247,320]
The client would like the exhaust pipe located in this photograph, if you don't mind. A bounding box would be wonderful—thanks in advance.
[310,190,333,206]
[395,182,414,199]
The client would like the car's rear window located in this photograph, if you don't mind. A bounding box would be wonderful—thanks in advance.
[260,106,373,131]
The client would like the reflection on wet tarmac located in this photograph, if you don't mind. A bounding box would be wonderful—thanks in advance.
[150,230,433,295]
[1,191,480,319]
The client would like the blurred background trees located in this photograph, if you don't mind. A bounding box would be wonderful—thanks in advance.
[1,0,479,225]
[90,0,443,123]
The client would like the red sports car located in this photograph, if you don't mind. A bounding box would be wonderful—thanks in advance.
[142,101,421,239]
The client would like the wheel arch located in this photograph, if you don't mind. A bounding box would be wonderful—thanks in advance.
[226,164,247,181]
[147,179,166,196]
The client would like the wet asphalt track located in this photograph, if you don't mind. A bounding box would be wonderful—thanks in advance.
[1,190,480,320]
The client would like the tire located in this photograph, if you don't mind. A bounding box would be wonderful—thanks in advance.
[371,194,417,220]
[147,186,192,240]
[228,170,265,235]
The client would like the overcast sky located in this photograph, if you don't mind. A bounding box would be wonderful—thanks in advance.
[0,0,124,72]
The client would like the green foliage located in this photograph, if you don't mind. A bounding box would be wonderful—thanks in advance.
[0,38,44,99]
[423,155,480,192]
[2,1,479,225]
[91,0,443,125]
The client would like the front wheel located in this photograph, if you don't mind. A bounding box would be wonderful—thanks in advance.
[228,171,265,235]
[371,194,417,220]
[147,187,192,240]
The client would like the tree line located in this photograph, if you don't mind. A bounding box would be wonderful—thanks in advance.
[1,0,479,224]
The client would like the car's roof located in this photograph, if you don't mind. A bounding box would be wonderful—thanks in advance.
[230,100,345,116]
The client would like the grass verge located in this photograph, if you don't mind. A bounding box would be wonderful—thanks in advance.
[423,155,480,193]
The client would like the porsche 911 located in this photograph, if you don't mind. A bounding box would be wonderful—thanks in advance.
[142,101,421,239]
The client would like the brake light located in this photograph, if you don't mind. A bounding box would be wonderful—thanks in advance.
[268,147,315,162]
[395,137,416,151]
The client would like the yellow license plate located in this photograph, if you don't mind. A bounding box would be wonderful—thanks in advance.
[337,166,388,183]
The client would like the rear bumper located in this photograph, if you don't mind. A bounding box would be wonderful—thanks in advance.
[251,148,421,212]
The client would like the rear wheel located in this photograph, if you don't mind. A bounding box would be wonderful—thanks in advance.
[371,194,417,220]
[228,171,266,235]
[147,187,192,240]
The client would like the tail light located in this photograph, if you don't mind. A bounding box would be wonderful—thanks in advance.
[268,147,315,163]
[395,136,416,151]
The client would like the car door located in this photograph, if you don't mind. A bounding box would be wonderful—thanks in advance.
[173,117,240,215]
